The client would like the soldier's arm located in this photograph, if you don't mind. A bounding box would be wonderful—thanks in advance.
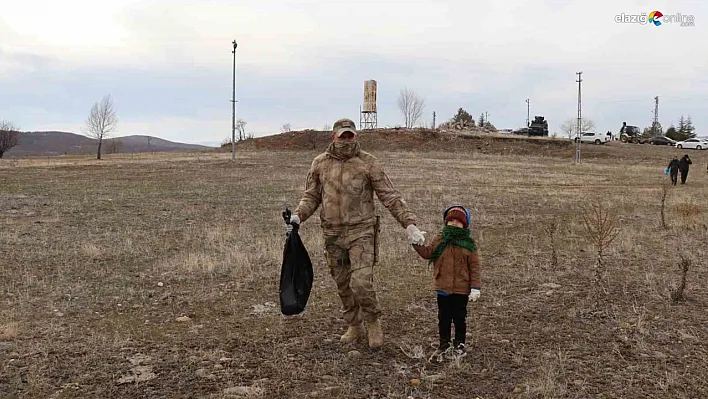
[413,235,441,259]
[369,160,417,228]
[294,158,322,223]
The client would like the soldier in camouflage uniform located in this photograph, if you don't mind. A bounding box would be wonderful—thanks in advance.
[287,118,426,348]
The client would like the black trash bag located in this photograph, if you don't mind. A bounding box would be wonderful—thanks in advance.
[279,208,314,315]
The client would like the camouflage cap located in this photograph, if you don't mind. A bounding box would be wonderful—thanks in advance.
[333,118,357,137]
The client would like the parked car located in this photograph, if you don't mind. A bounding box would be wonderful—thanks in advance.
[574,132,610,144]
[644,136,677,146]
[675,138,708,150]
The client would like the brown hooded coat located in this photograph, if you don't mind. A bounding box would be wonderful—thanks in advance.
[413,234,481,295]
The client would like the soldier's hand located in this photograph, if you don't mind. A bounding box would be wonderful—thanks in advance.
[286,214,300,234]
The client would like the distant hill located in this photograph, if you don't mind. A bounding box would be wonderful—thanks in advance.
[4,131,215,158]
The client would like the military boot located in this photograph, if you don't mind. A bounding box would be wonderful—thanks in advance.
[366,319,383,348]
[340,324,365,344]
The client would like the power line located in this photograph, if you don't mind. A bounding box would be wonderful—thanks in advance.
[570,96,708,103]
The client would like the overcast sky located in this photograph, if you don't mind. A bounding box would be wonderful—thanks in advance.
[1,0,707,145]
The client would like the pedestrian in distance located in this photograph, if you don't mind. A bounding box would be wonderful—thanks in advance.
[411,205,481,362]
[667,156,680,186]
[678,154,692,184]
[288,118,426,349]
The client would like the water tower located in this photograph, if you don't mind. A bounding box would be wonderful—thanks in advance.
[360,80,377,130]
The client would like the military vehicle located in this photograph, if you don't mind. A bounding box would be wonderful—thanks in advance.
[619,122,642,143]
[528,116,549,136]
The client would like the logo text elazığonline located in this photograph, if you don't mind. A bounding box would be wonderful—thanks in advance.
[615,12,695,26]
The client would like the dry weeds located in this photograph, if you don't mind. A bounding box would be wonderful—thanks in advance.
[1,144,707,398]
[0,322,19,341]
[671,256,692,303]
[543,219,560,269]
[660,177,669,229]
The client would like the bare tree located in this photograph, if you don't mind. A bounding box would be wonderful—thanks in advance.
[561,117,596,139]
[323,123,331,131]
[147,136,153,153]
[85,94,118,160]
[281,123,292,133]
[397,87,425,128]
[581,203,620,311]
[236,119,247,141]
[0,120,20,159]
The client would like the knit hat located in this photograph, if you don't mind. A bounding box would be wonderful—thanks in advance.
[444,206,468,228]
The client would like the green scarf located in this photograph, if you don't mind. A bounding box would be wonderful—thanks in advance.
[429,225,477,264]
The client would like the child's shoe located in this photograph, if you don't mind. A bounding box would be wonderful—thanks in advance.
[449,342,467,358]
[429,341,451,363]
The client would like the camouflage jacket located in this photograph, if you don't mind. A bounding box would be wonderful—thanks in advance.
[294,141,417,233]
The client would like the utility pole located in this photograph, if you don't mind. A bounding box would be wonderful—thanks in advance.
[652,96,659,136]
[525,99,530,127]
[485,111,489,127]
[432,111,436,129]
[575,71,583,163]
[231,40,238,161]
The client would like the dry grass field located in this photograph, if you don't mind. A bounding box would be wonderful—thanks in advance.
[1,141,708,398]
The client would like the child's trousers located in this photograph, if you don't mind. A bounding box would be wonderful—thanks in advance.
[437,293,468,346]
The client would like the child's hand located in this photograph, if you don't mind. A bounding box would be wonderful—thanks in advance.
[468,289,480,302]
[406,225,426,245]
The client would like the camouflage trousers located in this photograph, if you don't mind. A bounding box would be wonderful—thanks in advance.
[324,227,381,326]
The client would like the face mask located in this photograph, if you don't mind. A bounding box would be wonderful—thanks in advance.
[332,140,359,157]
[334,141,356,150]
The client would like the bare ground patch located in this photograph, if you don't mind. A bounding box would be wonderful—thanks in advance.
[1,149,707,398]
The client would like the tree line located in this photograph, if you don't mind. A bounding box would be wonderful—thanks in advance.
[637,115,696,141]
[664,116,696,141]
[396,87,495,130]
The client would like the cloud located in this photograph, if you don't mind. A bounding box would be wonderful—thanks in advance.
[1,0,707,143]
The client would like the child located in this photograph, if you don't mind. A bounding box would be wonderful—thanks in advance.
[412,205,481,360]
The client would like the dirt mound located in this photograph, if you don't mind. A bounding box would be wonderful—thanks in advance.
[226,128,574,158]
[222,128,702,164]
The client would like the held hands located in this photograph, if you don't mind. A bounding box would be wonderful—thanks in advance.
[406,224,426,245]
[468,288,481,302]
